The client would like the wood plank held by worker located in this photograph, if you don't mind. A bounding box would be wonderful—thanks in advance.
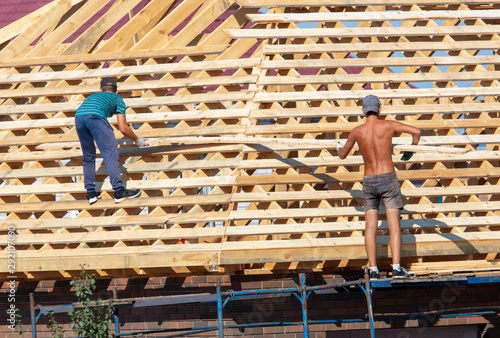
[36,136,472,154]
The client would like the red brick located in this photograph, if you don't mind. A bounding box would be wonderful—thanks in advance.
[284,324,304,333]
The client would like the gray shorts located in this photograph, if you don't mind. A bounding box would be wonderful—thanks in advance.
[362,172,403,211]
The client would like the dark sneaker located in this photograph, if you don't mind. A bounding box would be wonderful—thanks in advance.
[86,191,101,205]
[114,188,141,203]
[392,267,410,278]
[369,271,380,280]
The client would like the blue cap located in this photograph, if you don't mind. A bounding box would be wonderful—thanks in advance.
[362,95,380,113]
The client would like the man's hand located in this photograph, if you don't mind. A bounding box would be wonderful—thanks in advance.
[400,151,414,161]
[135,137,148,147]
[336,141,344,152]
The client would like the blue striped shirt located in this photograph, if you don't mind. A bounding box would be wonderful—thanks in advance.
[75,92,126,119]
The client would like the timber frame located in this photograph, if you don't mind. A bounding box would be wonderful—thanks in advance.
[1,0,500,280]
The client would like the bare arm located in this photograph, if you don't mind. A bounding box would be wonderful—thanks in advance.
[338,130,357,159]
[116,113,139,142]
[393,122,421,145]
[394,122,421,161]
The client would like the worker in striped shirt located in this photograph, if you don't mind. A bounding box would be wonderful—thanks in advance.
[75,77,147,204]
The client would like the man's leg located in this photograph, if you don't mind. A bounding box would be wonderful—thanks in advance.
[364,209,379,268]
[386,208,402,265]
[89,117,125,193]
[75,116,97,192]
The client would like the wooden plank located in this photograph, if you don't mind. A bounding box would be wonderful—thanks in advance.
[0,133,496,161]
[0,93,495,120]
[258,72,500,86]
[0,243,222,272]
[152,134,489,148]
[250,103,500,118]
[6,200,480,228]
[3,124,248,148]
[94,0,177,53]
[0,144,246,163]
[1,109,250,132]
[0,75,257,100]
[245,119,499,135]
[0,45,228,68]
[61,0,145,56]
[3,0,500,280]
[0,158,240,180]
[393,145,470,154]
[228,201,500,222]
[162,0,234,49]
[0,176,237,196]
[5,214,500,246]
[219,231,500,265]
[261,56,500,70]
[4,228,227,246]
[223,216,500,236]
[231,185,500,202]
[263,41,500,55]
[3,214,499,235]
[254,87,500,102]
[31,127,497,152]
[150,136,348,148]
[225,25,500,39]
[1,148,498,181]
[131,0,214,50]
[3,184,497,215]
[0,0,74,60]
[0,91,254,115]
[232,167,500,186]
[237,0,500,7]
[221,231,500,251]
[239,151,500,168]
[1,215,222,232]
[248,10,500,23]
[25,0,110,58]
[0,193,233,214]
[0,58,260,84]
[1,230,498,273]
[0,0,85,45]
[409,259,500,272]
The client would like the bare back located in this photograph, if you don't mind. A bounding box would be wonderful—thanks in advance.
[339,115,421,176]
[355,119,397,175]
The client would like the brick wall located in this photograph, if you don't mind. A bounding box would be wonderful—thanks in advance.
[2,272,499,337]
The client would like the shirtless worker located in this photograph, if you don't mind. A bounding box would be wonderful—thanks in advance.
[337,95,421,279]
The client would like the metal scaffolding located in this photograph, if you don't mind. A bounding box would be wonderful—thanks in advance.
[29,269,500,338]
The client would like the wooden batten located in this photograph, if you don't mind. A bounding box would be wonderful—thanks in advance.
[0,0,499,280]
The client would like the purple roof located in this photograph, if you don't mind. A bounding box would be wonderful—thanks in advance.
[0,0,52,29]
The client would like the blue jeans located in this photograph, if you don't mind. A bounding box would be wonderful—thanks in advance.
[75,115,125,193]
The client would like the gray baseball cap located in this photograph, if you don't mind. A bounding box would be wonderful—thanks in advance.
[100,77,117,88]
[362,95,380,113]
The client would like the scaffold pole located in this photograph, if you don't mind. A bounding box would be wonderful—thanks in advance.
[300,273,310,338]
[217,279,224,338]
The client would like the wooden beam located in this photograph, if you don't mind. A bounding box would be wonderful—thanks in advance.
[258,72,500,86]
[263,41,500,55]
[237,0,500,7]
[261,56,500,70]
[254,87,500,102]
[248,10,500,23]
[0,91,254,116]
[0,58,260,84]
[0,45,228,68]
[0,0,85,45]
[225,25,500,39]
[251,103,500,118]
[0,75,257,100]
